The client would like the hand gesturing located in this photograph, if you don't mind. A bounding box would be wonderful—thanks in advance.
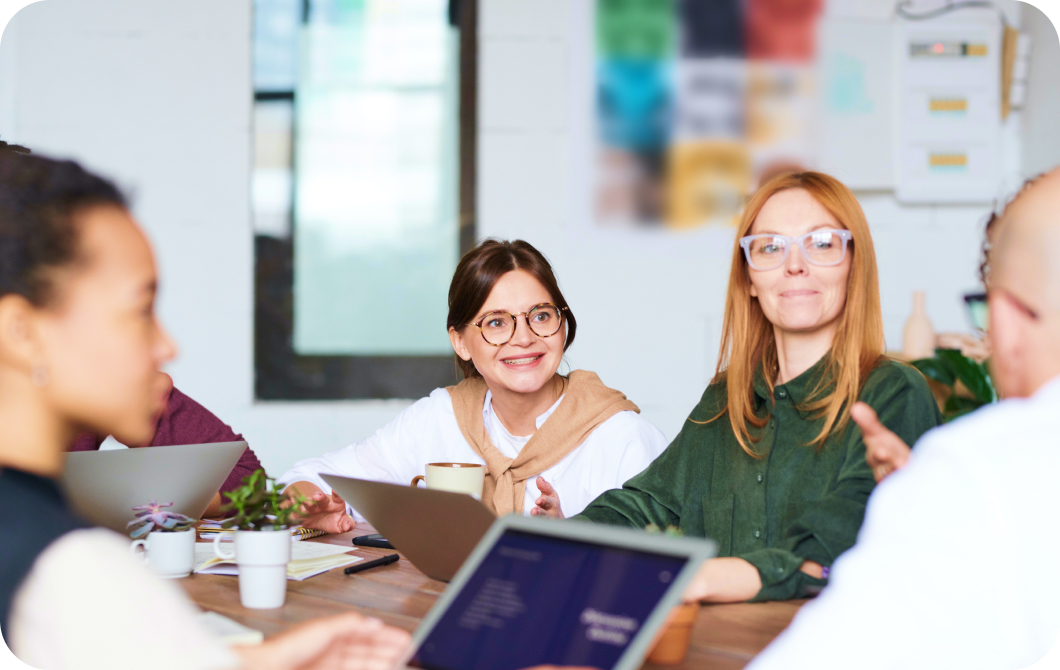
[294,490,355,534]
[851,401,912,483]
[530,476,565,519]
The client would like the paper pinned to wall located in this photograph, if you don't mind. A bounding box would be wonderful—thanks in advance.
[816,17,895,190]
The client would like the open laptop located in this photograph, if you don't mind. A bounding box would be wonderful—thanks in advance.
[322,474,496,582]
[61,441,247,532]
[399,514,717,670]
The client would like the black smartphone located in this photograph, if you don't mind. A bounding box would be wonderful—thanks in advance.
[352,533,395,549]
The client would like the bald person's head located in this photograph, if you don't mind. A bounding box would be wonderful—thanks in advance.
[988,168,1060,398]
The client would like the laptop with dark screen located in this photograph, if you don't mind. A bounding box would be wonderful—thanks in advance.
[399,515,717,670]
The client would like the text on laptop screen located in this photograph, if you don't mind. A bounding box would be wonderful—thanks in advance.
[408,529,689,670]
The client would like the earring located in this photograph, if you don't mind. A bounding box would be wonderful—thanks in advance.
[31,363,49,387]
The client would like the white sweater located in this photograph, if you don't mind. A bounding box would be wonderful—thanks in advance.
[278,388,669,518]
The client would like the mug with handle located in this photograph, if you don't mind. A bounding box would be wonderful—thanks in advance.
[411,462,485,499]
[130,529,195,578]
[214,529,291,609]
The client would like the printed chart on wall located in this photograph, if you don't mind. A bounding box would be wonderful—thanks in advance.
[591,0,821,235]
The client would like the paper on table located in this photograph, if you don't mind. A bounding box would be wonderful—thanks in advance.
[198,611,264,646]
[194,542,362,581]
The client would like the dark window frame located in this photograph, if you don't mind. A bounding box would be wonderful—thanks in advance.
[253,0,477,401]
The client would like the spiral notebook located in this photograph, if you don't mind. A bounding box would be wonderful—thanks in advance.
[193,541,362,581]
[198,521,327,542]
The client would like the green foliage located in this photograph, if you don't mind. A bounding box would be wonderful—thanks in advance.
[912,348,997,422]
[220,469,308,531]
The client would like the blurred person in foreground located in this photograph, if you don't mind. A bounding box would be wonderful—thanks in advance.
[0,138,265,518]
[748,168,1060,669]
[854,178,1035,482]
[542,171,941,602]
[0,153,409,669]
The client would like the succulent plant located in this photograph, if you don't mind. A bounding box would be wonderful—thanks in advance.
[128,501,196,538]
[220,469,308,531]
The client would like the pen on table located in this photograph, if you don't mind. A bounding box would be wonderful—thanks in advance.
[345,553,400,575]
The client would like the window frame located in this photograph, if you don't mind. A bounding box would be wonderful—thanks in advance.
[253,0,478,401]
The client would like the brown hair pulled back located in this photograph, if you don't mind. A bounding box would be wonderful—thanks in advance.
[447,239,577,379]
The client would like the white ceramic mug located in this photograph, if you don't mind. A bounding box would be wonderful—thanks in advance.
[411,462,485,499]
[214,529,291,609]
[130,529,195,578]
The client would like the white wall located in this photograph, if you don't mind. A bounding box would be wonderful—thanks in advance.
[0,0,1056,477]
[1022,2,1060,177]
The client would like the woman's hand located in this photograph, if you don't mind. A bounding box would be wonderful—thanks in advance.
[530,476,565,519]
[682,558,762,603]
[235,612,411,670]
[286,482,355,534]
[851,401,912,482]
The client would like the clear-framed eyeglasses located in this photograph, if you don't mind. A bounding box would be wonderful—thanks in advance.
[739,229,853,272]
[467,303,569,347]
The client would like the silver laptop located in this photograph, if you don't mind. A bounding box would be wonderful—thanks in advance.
[61,441,247,532]
[322,474,496,582]
[399,514,717,670]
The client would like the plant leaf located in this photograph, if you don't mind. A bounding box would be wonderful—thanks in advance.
[935,349,994,403]
[912,357,956,387]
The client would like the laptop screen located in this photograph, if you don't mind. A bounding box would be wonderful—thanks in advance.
[408,528,690,670]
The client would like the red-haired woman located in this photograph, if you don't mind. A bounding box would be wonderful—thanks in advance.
[565,172,942,602]
[280,239,667,533]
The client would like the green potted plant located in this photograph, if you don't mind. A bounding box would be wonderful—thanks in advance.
[212,469,308,609]
[644,525,699,666]
[912,348,997,422]
[128,501,196,578]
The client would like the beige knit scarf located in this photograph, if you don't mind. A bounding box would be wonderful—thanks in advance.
[446,370,639,515]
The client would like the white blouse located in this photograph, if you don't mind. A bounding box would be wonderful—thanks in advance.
[8,529,236,670]
[278,388,669,518]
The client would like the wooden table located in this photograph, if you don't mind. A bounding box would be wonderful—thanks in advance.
[180,524,805,669]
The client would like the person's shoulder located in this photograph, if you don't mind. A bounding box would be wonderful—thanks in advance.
[36,528,138,576]
[399,388,456,421]
[593,410,668,449]
[918,388,1052,461]
[687,378,729,422]
[900,392,1060,529]
[863,357,930,389]
[860,357,935,403]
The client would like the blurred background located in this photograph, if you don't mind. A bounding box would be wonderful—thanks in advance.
[0,0,1056,475]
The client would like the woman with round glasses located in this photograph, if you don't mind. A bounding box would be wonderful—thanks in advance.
[551,171,942,603]
[279,239,668,532]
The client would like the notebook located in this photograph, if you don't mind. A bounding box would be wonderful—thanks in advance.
[193,541,362,581]
[198,521,327,542]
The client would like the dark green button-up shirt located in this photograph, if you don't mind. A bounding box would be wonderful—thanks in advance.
[574,356,942,601]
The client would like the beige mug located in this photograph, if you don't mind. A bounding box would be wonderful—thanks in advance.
[411,462,485,500]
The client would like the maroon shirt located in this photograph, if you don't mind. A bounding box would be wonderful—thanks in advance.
[68,385,264,494]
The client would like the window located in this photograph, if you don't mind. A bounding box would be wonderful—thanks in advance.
[253,0,477,400]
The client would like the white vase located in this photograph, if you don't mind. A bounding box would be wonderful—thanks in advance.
[214,529,291,609]
[130,528,195,578]
[902,291,936,360]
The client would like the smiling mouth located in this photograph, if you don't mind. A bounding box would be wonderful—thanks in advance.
[502,354,544,366]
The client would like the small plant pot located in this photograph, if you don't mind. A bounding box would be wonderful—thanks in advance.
[214,529,291,609]
[130,528,195,578]
[646,603,699,665]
